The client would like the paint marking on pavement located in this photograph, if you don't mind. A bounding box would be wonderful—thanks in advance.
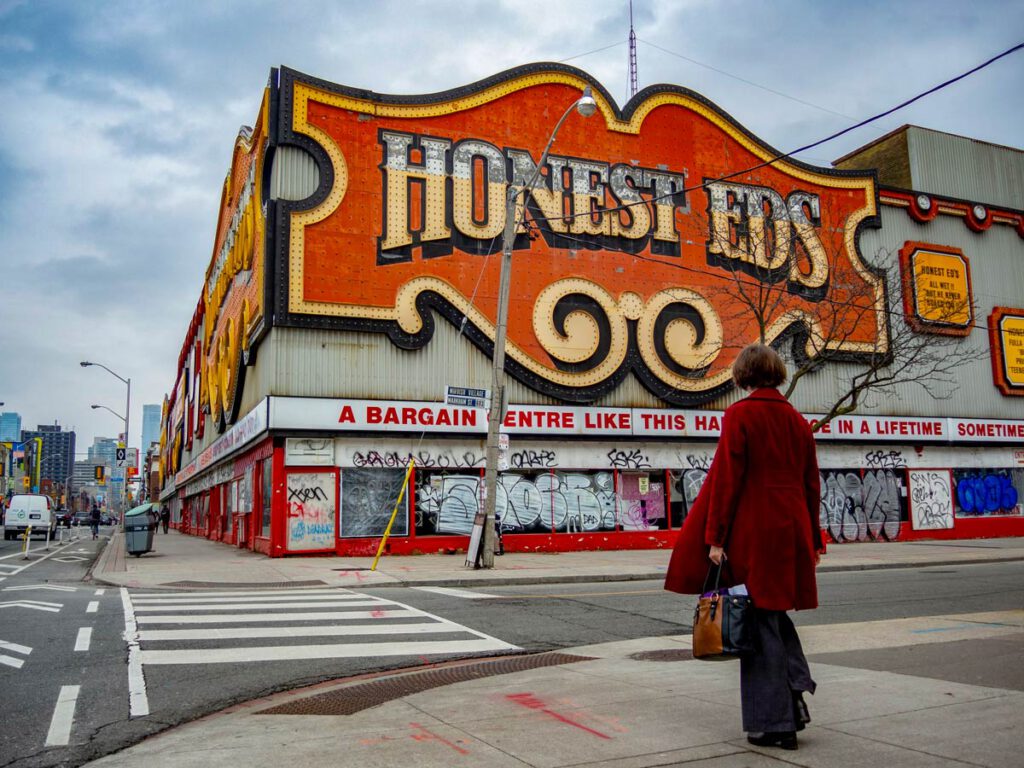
[413,586,499,599]
[86,601,99,613]
[3,584,76,592]
[94,589,105,596]
[75,627,93,652]
[44,685,80,746]
[0,600,62,612]
[139,637,517,665]
[0,640,32,669]
[121,588,149,717]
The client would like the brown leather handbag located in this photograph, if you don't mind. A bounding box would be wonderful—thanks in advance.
[692,562,755,660]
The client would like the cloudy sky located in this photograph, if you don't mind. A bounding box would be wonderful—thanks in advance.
[0,0,1021,457]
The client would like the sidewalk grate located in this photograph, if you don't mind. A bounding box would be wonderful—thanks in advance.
[258,652,594,716]
[162,580,328,589]
[629,649,693,662]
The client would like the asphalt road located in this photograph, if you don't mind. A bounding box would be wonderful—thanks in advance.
[0,539,1021,768]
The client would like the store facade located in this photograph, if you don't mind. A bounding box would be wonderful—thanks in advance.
[158,65,1024,558]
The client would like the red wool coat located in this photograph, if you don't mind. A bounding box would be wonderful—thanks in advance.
[664,388,823,611]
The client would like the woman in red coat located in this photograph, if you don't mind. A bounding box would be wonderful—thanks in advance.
[665,343,824,751]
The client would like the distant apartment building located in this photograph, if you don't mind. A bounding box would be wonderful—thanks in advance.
[0,412,22,442]
[21,423,76,490]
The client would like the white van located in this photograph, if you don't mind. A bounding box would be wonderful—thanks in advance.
[3,494,56,540]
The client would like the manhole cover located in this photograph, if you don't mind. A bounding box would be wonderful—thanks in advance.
[629,649,694,662]
[259,652,594,716]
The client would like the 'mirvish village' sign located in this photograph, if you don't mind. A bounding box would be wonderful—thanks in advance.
[275,64,885,406]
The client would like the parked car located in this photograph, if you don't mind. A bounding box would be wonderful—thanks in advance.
[100,513,116,526]
[72,510,93,527]
[55,508,73,528]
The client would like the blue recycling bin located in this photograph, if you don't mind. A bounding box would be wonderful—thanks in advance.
[124,503,159,557]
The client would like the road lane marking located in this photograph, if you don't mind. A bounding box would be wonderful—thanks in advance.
[137,622,467,641]
[139,637,517,665]
[86,601,99,613]
[0,600,62,612]
[94,589,105,596]
[44,685,80,746]
[0,639,32,669]
[120,588,149,717]
[3,584,76,592]
[413,586,499,599]
[75,628,93,652]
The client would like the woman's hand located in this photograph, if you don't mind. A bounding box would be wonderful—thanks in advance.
[709,545,726,565]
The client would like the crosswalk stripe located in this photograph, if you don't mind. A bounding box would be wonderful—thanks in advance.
[413,586,499,599]
[131,594,372,605]
[135,608,422,624]
[0,654,26,669]
[132,599,388,612]
[131,589,357,599]
[137,622,466,641]
[139,637,517,665]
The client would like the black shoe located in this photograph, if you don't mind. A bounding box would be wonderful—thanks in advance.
[747,731,798,750]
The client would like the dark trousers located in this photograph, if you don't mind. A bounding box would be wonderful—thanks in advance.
[740,609,815,734]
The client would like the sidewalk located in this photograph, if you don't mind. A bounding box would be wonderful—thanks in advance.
[85,533,1024,767]
[91,528,1024,590]
[86,612,1024,767]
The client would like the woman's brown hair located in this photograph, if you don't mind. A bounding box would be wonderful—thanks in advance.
[732,343,788,390]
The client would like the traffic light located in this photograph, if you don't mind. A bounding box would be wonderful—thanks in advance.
[94,465,105,484]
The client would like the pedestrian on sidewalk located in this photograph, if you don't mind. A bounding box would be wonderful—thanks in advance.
[160,506,170,534]
[665,343,825,751]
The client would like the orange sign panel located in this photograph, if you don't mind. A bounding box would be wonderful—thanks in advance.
[900,242,973,336]
[275,65,885,405]
[990,307,1024,396]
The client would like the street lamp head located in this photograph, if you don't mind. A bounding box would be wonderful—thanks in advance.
[576,86,597,118]
[90,404,100,410]
[80,361,92,368]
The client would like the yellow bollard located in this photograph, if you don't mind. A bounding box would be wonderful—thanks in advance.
[371,458,415,571]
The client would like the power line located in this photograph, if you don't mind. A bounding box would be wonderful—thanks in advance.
[639,38,854,119]
[525,41,1024,226]
[558,40,625,64]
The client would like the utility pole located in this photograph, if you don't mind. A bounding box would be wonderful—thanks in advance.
[628,0,638,100]
[478,87,597,568]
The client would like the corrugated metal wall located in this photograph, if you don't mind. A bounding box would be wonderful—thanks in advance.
[784,208,1024,420]
[908,127,1024,210]
[270,145,319,201]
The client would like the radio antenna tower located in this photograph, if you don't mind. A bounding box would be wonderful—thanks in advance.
[628,0,638,99]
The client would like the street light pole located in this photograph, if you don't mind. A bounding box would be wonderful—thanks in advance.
[82,361,131,515]
[479,86,597,568]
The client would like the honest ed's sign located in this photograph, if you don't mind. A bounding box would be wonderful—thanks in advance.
[274,64,885,407]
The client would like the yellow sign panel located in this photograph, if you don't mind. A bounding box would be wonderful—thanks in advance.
[912,250,971,326]
[1000,315,1024,387]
